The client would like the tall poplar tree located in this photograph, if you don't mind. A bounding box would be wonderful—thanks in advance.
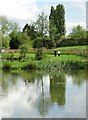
[49,4,65,47]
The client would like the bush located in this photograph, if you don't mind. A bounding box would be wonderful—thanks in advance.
[61,60,87,70]
[33,37,42,48]
[58,37,87,47]
[10,37,20,49]
[33,37,43,60]
[19,45,28,61]
[35,48,43,60]
[2,61,12,70]
[43,36,54,49]
[22,63,36,69]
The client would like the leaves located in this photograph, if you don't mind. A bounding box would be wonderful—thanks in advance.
[49,4,66,47]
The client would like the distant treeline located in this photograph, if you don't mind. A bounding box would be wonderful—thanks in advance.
[0,4,87,50]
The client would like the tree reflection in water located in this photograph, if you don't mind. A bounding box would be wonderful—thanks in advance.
[66,70,88,86]
[34,71,66,116]
[1,69,87,117]
[50,71,66,106]
[34,75,52,117]
[1,70,66,117]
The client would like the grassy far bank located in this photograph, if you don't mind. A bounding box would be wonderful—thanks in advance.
[46,45,88,56]
[0,53,88,70]
[0,45,88,70]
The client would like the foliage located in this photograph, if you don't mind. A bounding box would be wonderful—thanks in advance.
[33,36,43,48]
[49,4,65,47]
[22,62,36,69]
[0,16,12,35]
[33,12,48,60]
[0,16,20,49]
[69,25,86,39]
[34,12,49,37]
[35,48,43,60]
[58,25,87,47]
[62,60,87,70]
[9,30,31,49]
[23,23,37,40]
[19,44,28,61]
[17,32,31,47]
[1,47,88,70]
[1,35,10,48]
[58,37,81,47]
[9,31,20,49]
[34,37,44,60]
[2,61,12,70]
[43,36,54,49]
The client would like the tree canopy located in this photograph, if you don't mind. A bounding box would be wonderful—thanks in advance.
[0,4,87,50]
[0,16,20,48]
[69,25,86,39]
[49,4,66,47]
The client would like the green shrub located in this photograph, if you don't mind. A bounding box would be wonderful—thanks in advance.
[2,61,12,70]
[21,63,36,69]
[62,60,87,70]
[19,45,28,61]
[35,48,43,60]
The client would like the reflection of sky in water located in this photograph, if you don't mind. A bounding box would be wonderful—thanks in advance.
[0,75,51,118]
[0,71,86,119]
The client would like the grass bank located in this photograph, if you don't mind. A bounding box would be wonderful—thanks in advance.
[1,53,88,70]
[1,45,88,70]
[45,45,88,57]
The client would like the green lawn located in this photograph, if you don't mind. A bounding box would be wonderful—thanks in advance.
[1,45,88,70]
[1,53,87,70]
[2,52,85,62]
[44,54,84,63]
[2,45,87,62]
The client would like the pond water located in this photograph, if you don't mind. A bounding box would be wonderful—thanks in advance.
[0,69,87,118]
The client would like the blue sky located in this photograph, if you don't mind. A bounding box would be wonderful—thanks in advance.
[0,0,87,34]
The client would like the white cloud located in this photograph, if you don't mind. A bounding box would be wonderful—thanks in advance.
[0,0,39,20]
[0,0,40,30]
[0,79,38,118]
[0,0,86,34]
[36,0,87,3]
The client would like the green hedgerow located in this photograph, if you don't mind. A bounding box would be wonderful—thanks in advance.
[2,61,12,70]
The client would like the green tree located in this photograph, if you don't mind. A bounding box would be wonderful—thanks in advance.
[49,4,65,47]
[69,25,86,39]
[50,71,66,105]
[55,4,66,36]
[33,12,49,60]
[0,16,11,35]
[9,30,20,49]
[23,23,37,40]
[9,31,31,49]
[19,44,28,61]
[34,12,48,37]
[68,25,86,45]
[87,31,88,39]
[43,36,54,49]
[17,32,31,47]
[0,32,2,48]
[0,16,11,48]
[34,37,43,60]
[0,16,19,48]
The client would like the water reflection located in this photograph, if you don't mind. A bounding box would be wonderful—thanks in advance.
[50,71,66,105]
[66,70,88,86]
[0,69,87,118]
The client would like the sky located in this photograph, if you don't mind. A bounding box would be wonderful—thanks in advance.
[0,0,87,34]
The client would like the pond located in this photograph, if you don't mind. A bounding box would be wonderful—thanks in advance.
[0,69,87,118]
